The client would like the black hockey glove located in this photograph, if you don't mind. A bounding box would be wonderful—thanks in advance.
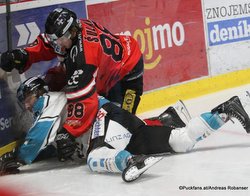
[0,49,28,72]
[55,128,77,162]
[0,149,20,176]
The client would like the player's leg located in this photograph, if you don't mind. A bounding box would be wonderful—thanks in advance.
[168,113,224,152]
[125,125,174,155]
[88,147,132,173]
[88,145,163,182]
[87,102,163,182]
[169,96,250,153]
[144,100,192,128]
[121,56,144,114]
[121,76,143,114]
[87,102,144,172]
[105,57,143,114]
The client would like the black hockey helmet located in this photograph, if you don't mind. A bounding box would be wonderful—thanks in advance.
[17,76,48,103]
[45,7,78,41]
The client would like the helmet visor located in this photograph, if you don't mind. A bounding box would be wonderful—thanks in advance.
[45,33,59,43]
[46,30,72,43]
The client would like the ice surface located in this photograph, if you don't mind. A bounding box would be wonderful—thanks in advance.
[1,84,250,196]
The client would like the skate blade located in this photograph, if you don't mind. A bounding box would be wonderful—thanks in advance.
[174,100,192,123]
[122,156,163,183]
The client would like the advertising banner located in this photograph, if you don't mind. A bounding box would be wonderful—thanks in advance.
[87,0,208,91]
[204,0,250,76]
[0,79,16,148]
[0,8,7,52]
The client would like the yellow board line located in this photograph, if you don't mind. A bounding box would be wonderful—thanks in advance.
[0,141,19,156]
[137,68,250,114]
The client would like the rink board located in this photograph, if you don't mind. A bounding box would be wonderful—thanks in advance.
[137,68,250,114]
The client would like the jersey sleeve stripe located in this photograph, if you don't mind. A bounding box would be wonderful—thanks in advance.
[66,70,97,100]
[66,77,96,100]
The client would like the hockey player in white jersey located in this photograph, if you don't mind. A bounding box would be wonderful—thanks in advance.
[0,76,69,174]
[1,77,250,183]
[86,95,250,182]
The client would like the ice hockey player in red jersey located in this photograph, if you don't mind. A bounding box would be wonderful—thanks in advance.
[0,7,144,139]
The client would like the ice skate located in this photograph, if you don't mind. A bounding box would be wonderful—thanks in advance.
[172,100,192,124]
[211,96,250,133]
[149,100,192,128]
[122,155,163,183]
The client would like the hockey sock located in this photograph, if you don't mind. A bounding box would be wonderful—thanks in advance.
[196,112,225,141]
[87,147,132,173]
[200,112,225,130]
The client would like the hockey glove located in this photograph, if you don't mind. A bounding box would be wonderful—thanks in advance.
[0,149,20,176]
[55,128,77,162]
[0,49,28,72]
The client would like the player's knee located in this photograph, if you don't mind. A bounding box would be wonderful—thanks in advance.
[169,128,195,153]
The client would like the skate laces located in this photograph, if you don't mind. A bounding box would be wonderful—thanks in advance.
[226,98,247,129]
[213,96,250,133]
[228,110,246,129]
[128,156,144,167]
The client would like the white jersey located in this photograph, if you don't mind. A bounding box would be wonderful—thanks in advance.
[18,92,67,164]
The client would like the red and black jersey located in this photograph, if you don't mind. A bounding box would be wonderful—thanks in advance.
[22,19,142,137]
[23,34,58,72]
[81,19,142,94]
